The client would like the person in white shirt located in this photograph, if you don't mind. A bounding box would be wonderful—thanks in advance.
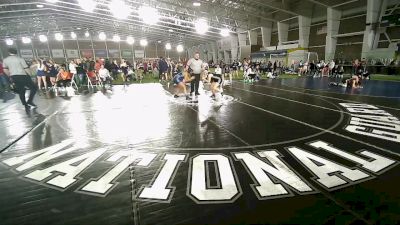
[98,64,112,86]
[245,66,257,82]
[2,48,37,111]
[186,52,204,96]
[68,59,77,85]
[329,60,335,76]
[214,64,222,75]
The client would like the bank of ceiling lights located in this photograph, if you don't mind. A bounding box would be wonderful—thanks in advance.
[5,39,13,46]
[55,33,63,41]
[78,0,96,12]
[176,44,184,53]
[138,6,160,25]
[194,18,209,35]
[39,34,48,42]
[3,0,230,47]
[22,37,31,44]
[112,35,121,42]
[71,32,77,39]
[127,36,135,45]
[140,39,148,47]
[44,0,227,35]
[110,0,131,20]
[99,32,106,41]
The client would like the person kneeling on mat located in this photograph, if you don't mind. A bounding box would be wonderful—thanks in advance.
[173,71,191,100]
[245,66,257,83]
[207,72,224,100]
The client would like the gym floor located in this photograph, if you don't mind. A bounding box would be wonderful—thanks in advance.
[0,77,399,225]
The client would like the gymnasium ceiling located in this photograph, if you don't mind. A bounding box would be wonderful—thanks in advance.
[0,0,382,46]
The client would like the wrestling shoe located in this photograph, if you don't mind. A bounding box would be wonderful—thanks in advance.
[26,102,37,109]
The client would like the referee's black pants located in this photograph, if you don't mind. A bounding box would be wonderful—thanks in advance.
[11,75,37,106]
[190,73,200,94]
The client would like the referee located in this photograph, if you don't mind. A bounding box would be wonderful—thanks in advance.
[186,52,204,96]
[3,48,37,111]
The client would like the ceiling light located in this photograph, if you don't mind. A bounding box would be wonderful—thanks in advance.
[78,0,96,12]
[109,0,131,20]
[45,0,58,3]
[176,44,184,53]
[113,35,120,42]
[168,29,173,32]
[71,32,77,39]
[140,39,148,46]
[220,28,230,37]
[5,39,13,46]
[85,31,90,37]
[193,2,201,6]
[157,40,161,43]
[99,32,106,40]
[55,33,63,41]
[195,18,209,35]
[39,35,48,42]
[22,37,31,44]
[126,36,134,45]
[36,4,44,8]
[165,43,171,50]
[77,27,81,30]
[138,6,160,25]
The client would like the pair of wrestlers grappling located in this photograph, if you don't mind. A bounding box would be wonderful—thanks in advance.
[172,69,223,100]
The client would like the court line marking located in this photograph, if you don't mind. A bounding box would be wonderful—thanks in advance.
[236,100,399,158]
[0,96,73,154]
[231,86,353,115]
[0,110,59,154]
[232,81,400,112]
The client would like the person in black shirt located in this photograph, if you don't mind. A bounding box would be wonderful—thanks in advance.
[231,60,239,78]
[76,59,86,87]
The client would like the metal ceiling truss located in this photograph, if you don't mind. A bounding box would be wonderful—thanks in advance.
[0,0,378,47]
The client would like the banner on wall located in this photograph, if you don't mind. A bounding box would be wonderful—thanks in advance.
[20,49,34,59]
[37,49,50,58]
[66,49,79,58]
[109,49,120,58]
[134,50,144,58]
[95,50,107,58]
[122,50,133,58]
[52,49,65,58]
[81,50,93,58]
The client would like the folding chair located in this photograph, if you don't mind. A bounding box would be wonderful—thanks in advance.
[85,72,94,90]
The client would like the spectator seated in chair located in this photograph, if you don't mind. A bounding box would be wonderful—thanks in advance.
[56,67,72,88]
[98,64,113,86]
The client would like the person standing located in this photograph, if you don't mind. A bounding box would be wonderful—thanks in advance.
[0,59,11,93]
[68,59,77,86]
[2,48,37,111]
[158,57,168,81]
[185,52,204,96]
